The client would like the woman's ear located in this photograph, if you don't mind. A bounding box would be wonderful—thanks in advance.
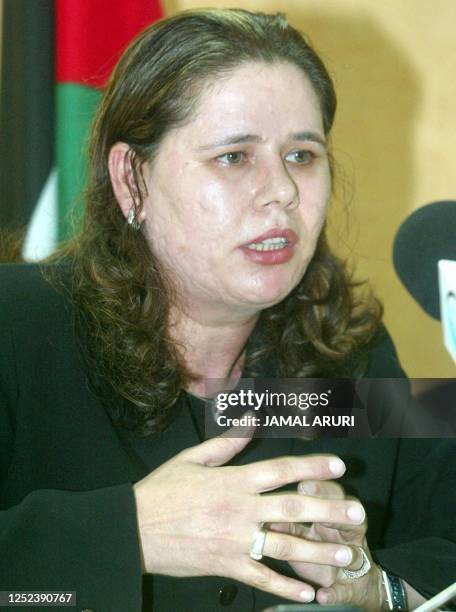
[108,142,145,222]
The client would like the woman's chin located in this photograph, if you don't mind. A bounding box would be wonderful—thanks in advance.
[236,279,298,310]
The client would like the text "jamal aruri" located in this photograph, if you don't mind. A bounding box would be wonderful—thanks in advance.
[216,414,355,427]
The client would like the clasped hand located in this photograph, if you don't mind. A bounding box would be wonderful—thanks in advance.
[133,433,383,607]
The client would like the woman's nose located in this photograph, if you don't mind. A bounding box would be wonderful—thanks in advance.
[252,158,299,211]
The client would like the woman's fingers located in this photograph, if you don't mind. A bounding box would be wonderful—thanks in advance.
[339,543,367,573]
[267,522,310,538]
[240,455,346,492]
[316,559,383,609]
[296,482,367,537]
[314,499,367,538]
[317,584,350,606]
[257,530,355,568]
[257,493,365,526]
[298,479,345,499]
[235,559,316,603]
[179,432,253,466]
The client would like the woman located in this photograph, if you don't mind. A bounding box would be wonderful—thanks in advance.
[0,9,454,612]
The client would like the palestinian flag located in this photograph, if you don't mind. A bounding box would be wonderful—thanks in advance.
[0,0,163,261]
[0,0,54,259]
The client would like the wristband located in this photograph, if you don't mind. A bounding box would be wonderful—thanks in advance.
[381,569,408,611]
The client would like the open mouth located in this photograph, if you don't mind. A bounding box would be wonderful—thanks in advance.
[246,237,289,252]
[240,229,298,265]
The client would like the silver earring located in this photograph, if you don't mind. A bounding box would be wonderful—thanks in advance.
[127,207,142,230]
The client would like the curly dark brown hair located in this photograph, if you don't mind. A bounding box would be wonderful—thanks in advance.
[50,8,381,435]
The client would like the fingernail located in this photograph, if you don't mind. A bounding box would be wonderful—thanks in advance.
[300,589,314,602]
[299,481,318,495]
[319,590,334,604]
[347,504,365,523]
[335,547,352,565]
[329,457,346,476]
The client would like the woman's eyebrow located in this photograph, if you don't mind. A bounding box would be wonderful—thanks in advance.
[197,134,262,150]
[290,131,327,147]
[197,130,327,151]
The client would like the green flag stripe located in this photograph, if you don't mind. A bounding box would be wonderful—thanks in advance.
[56,83,102,241]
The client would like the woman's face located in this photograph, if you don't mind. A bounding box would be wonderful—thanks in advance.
[141,61,331,319]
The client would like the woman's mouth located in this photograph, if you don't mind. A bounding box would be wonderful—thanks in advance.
[240,229,298,265]
[246,236,289,251]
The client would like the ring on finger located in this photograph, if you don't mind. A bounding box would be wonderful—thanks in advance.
[249,525,268,561]
[341,546,371,580]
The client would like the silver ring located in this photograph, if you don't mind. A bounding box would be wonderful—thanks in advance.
[342,546,371,580]
[249,526,267,561]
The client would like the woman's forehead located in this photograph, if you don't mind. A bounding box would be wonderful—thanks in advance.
[171,61,324,144]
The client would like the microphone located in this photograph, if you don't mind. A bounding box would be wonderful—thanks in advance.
[392,200,456,320]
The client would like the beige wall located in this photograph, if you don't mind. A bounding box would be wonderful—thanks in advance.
[165,0,456,377]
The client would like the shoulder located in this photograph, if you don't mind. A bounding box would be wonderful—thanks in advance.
[0,261,68,304]
[364,325,406,378]
[0,262,71,328]
[0,262,75,384]
[0,263,71,420]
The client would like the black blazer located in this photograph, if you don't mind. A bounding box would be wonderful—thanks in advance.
[0,264,455,612]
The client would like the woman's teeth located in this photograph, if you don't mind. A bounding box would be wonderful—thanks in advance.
[247,237,289,251]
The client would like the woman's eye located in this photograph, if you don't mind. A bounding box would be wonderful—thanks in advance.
[285,150,315,165]
[217,151,245,165]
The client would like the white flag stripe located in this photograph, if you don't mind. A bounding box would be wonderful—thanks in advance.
[22,168,58,262]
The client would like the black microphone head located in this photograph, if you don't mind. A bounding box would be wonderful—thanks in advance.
[393,200,456,319]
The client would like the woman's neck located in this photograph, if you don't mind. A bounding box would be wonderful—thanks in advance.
[169,308,259,397]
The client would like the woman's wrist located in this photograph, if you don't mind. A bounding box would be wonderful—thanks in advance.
[373,564,390,611]
[380,568,408,610]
